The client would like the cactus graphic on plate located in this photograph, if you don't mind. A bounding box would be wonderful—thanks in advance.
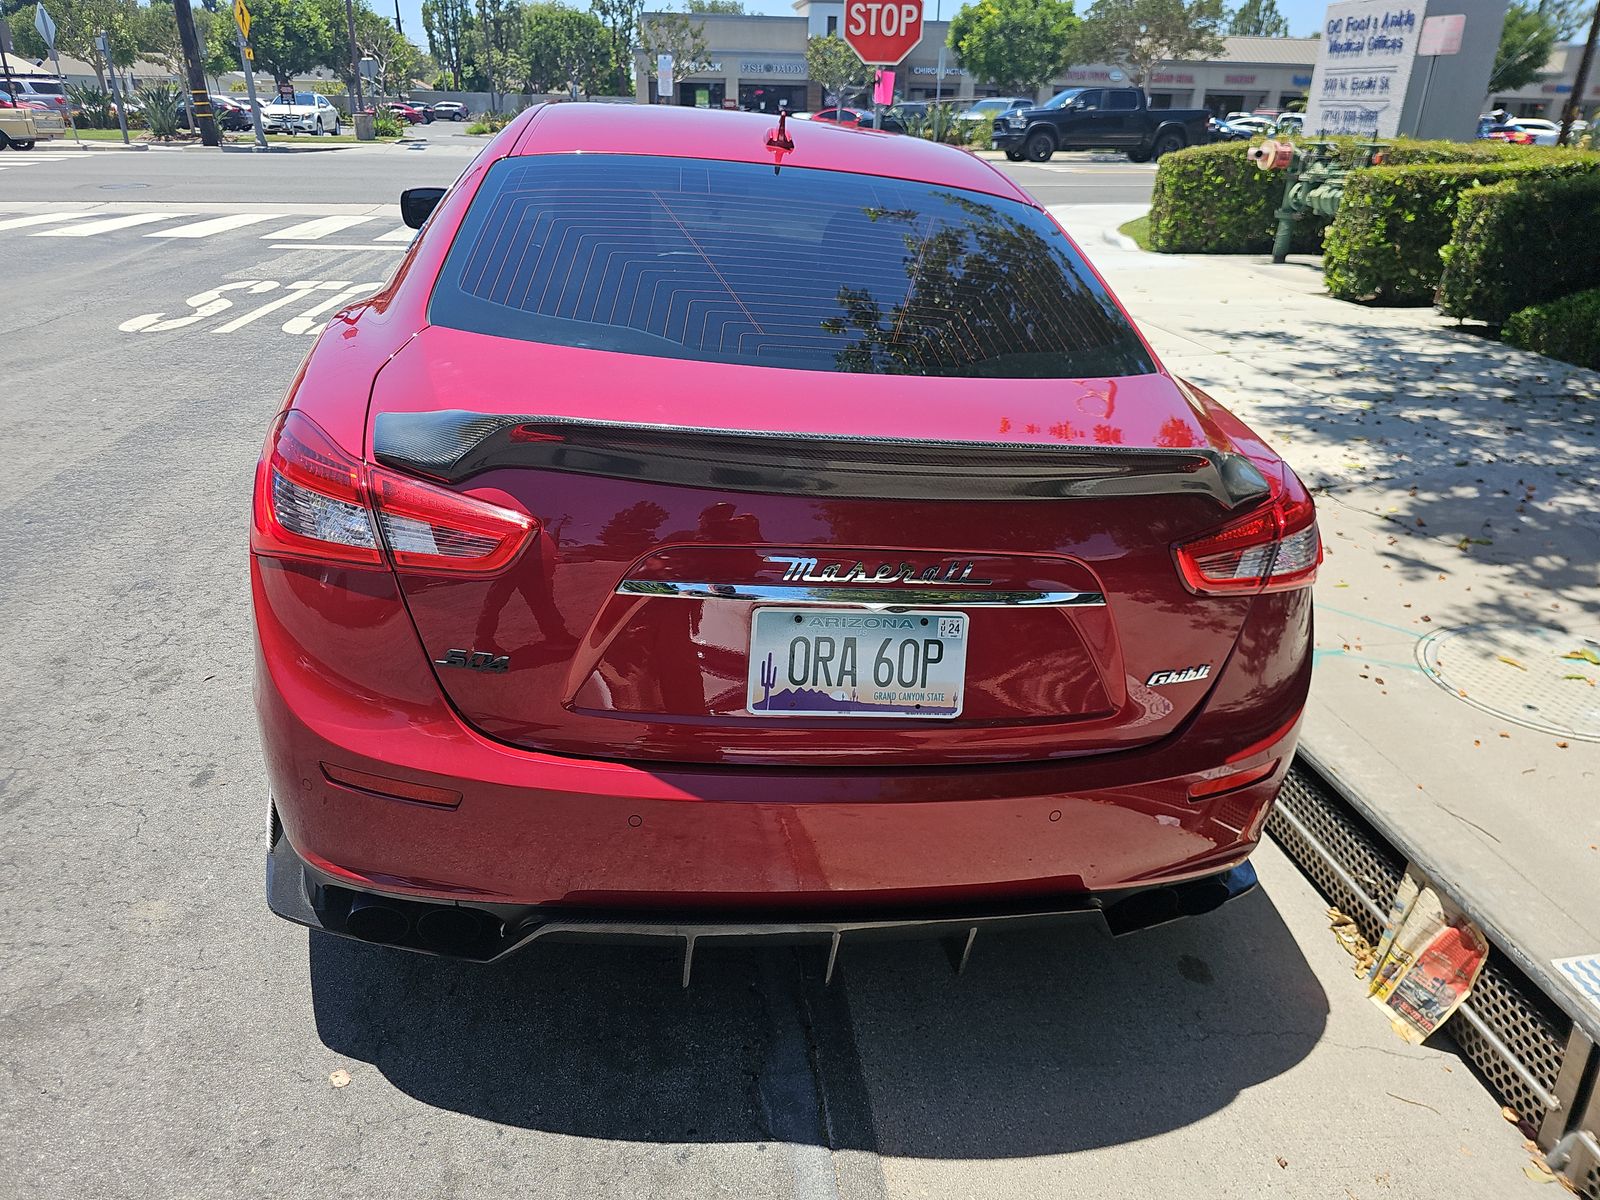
[759,652,777,709]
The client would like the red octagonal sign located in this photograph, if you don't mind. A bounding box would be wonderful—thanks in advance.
[844,0,924,66]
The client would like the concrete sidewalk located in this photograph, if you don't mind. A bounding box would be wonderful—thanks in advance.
[1051,204,1600,1030]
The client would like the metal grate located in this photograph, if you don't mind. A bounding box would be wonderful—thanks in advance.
[1566,1132,1600,1200]
[1268,760,1571,1131]
[1452,957,1567,1128]
[1268,765,1403,940]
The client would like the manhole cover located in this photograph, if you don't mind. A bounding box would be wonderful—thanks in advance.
[1417,626,1600,741]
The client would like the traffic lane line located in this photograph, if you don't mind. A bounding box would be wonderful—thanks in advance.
[147,213,285,238]
[267,215,380,240]
[268,242,407,251]
[0,212,95,231]
[35,212,189,237]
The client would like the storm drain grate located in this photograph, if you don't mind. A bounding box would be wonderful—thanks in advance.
[1268,760,1571,1132]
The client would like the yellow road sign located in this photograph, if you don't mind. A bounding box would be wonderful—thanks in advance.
[233,0,250,39]
[243,45,253,60]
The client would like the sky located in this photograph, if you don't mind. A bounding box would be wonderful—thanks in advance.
[390,0,1332,53]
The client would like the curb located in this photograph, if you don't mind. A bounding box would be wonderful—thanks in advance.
[43,140,149,151]
[1101,225,1141,253]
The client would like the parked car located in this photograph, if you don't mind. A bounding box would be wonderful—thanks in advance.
[811,106,874,129]
[0,76,70,120]
[994,86,1212,162]
[176,94,255,132]
[955,96,1032,124]
[1477,116,1536,145]
[263,91,342,135]
[384,101,428,125]
[255,103,1316,966]
[1207,116,1253,141]
[430,100,469,121]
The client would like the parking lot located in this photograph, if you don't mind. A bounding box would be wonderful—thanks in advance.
[0,140,1550,1199]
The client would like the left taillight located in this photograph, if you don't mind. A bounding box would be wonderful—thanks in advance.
[1173,465,1321,595]
[252,411,535,575]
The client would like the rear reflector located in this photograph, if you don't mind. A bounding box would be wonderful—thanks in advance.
[252,411,535,575]
[322,763,463,808]
[1172,465,1321,595]
[1188,760,1279,801]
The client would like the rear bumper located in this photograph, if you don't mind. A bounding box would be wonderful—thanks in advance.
[255,556,1309,917]
[267,820,1260,970]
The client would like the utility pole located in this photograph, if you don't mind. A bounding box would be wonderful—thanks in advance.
[344,0,364,114]
[173,0,219,146]
[1559,0,1599,146]
[393,0,403,35]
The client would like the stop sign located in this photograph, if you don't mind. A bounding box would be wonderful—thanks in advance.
[843,0,924,66]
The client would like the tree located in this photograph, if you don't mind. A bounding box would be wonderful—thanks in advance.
[805,33,871,105]
[684,0,742,10]
[135,0,217,76]
[1489,3,1561,94]
[6,0,142,86]
[238,0,337,88]
[521,1,612,94]
[1077,0,1226,88]
[947,0,1079,95]
[639,9,710,88]
[1227,0,1288,37]
[1535,0,1593,39]
[339,3,432,95]
[423,0,477,88]
[590,0,643,94]
[475,0,521,106]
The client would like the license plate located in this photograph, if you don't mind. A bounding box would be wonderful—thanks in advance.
[747,607,968,718]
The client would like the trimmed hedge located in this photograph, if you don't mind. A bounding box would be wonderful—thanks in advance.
[1147,138,1534,256]
[1438,174,1600,323]
[1323,153,1600,304]
[1503,288,1600,370]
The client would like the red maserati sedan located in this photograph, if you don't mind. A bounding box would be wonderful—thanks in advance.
[254,103,1318,974]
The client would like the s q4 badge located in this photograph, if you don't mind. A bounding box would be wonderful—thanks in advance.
[1147,665,1211,686]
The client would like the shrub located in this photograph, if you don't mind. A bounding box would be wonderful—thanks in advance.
[68,82,113,129]
[372,109,405,138]
[1438,174,1600,323]
[1146,137,1533,256]
[139,81,182,139]
[1323,152,1600,304]
[1503,287,1600,369]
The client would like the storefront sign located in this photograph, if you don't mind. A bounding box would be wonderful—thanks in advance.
[911,65,967,76]
[1224,74,1257,84]
[739,57,806,76]
[1304,0,1422,137]
[1292,73,1313,86]
[1150,72,1195,85]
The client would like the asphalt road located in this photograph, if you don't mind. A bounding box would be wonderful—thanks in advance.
[0,140,1541,1200]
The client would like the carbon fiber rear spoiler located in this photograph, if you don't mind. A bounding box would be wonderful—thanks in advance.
[372,410,1272,507]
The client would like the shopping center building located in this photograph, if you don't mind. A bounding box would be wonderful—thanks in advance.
[635,1,1600,122]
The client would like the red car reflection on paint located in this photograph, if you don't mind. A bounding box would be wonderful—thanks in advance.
[255,103,1318,974]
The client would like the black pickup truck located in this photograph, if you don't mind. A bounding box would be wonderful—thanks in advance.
[991,87,1211,163]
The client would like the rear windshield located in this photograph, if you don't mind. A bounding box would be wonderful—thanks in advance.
[26,82,66,95]
[429,154,1154,378]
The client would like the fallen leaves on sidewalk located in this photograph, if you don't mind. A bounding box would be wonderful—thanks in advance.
[1326,907,1376,976]
[1561,647,1600,666]
[1497,656,1528,671]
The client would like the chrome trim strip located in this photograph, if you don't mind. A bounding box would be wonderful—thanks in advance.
[615,581,1106,608]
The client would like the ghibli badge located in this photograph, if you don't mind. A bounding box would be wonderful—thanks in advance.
[1146,665,1211,686]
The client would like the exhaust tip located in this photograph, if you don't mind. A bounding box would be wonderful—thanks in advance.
[1104,887,1180,936]
[346,897,410,944]
[416,906,490,953]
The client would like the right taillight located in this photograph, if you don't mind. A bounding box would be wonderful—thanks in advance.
[1173,466,1321,595]
[252,411,535,575]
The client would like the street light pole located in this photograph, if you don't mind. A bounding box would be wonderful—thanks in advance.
[933,0,943,117]
[393,0,403,35]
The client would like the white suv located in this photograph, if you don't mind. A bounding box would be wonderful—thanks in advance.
[262,91,341,135]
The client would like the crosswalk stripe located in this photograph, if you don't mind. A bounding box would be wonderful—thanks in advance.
[375,226,415,242]
[266,215,377,241]
[0,212,96,232]
[35,212,189,237]
[147,213,284,238]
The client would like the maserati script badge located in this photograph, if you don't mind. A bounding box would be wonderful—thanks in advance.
[764,555,994,586]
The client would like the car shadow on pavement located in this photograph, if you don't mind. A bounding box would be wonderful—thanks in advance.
[308,878,1327,1155]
